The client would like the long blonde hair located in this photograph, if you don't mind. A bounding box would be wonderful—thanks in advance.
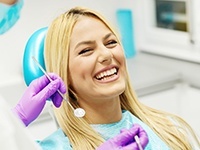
[44,7,200,150]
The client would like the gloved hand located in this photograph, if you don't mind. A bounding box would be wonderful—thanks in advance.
[96,124,149,150]
[12,73,66,126]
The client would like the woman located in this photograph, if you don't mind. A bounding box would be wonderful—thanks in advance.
[14,6,200,150]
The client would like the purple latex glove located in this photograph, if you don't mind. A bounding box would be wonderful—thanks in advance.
[12,73,66,126]
[97,124,149,150]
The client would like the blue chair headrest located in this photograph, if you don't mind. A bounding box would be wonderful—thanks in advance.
[23,27,48,86]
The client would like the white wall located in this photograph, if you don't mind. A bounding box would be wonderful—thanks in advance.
[0,0,139,86]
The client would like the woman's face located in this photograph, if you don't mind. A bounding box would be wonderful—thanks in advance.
[69,16,126,105]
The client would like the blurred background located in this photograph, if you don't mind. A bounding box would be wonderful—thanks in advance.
[0,0,199,140]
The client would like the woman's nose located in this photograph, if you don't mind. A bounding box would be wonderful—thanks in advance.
[98,47,113,64]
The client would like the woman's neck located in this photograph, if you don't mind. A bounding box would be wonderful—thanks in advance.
[81,98,122,124]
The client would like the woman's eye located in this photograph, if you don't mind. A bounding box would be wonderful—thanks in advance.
[78,49,92,55]
[106,40,117,47]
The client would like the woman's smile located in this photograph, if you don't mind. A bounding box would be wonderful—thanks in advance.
[94,66,119,83]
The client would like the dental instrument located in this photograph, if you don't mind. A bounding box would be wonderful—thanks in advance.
[32,56,85,118]
[135,135,143,150]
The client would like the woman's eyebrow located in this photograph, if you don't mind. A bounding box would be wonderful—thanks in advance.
[75,41,94,49]
[103,32,114,40]
[74,33,114,49]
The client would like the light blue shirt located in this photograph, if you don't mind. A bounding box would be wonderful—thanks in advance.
[37,110,169,150]
[0,0,23,34]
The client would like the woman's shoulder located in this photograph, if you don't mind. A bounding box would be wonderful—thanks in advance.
[37,128,72,150]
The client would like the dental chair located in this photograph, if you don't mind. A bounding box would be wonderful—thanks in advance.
[23,27,47,86]
[23,27,59,128]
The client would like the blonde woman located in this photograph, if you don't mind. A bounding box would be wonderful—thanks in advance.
[14,6,200,150]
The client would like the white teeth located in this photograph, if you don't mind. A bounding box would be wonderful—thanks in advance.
[95,68,117,80]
